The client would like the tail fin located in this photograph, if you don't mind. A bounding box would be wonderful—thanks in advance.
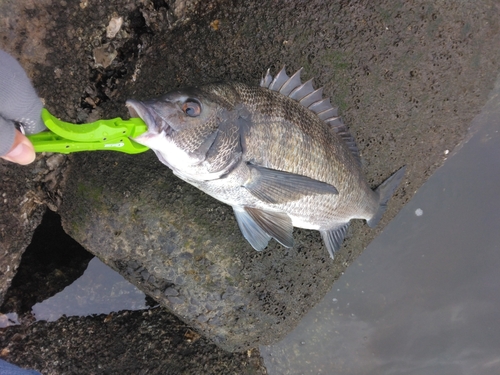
[367,166,406,228]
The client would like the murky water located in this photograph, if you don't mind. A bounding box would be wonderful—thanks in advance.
[260,76,500,374]
[31,257,149,322]
[0,257,149,328]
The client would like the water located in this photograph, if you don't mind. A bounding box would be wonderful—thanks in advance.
[0,257,149,327]
[31,257,149,322]
[260,76,500,374]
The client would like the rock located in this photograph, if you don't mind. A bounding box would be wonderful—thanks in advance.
[0,162,45,307]
[45,154,66,171]
[93,44,118,69]
[0,153,70,306]
[106,16,123,39]
[0,309,268,374]
[59,150,338,351]
[0,210,93,318]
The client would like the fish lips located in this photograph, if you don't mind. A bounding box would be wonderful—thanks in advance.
[126,98,177,140]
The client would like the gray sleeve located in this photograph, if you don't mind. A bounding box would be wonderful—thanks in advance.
[0,49,46,156]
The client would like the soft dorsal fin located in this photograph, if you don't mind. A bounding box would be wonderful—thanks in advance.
[260,66,361,166]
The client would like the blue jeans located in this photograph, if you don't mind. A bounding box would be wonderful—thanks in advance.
[0,359,41,375]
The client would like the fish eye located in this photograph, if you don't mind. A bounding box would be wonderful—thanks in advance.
[182,100,201,117]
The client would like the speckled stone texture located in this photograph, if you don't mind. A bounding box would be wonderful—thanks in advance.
[59,149,337,352]
[0,154,69,305]
[1,0,500,370]
[0,308,266,375]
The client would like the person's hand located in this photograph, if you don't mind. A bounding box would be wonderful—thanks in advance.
[0,127,36,165]
[0,49,46,165]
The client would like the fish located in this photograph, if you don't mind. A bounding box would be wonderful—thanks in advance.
[126,67,406,259]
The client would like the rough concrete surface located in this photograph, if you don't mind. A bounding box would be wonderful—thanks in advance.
[59,149,341,352]
[0,153,69,306]
[1,0,500,373]
[1,307,266,375]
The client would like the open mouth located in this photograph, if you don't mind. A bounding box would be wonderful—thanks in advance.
[126,99,174,139]
[125,99,154,129]
[125,101,141,119]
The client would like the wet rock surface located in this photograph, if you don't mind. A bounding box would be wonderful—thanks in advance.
[1,210,267,373]
[1,210,93,318]
[0,153,70,307]
[1,0,500,372]
[0,307,266,375]
[59,150,336,351]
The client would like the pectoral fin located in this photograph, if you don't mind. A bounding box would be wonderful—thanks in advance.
[243,164,338,204]
[320,223,350,259]
[242,207,294,248]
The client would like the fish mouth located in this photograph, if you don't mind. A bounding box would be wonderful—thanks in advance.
[125,99,174,144]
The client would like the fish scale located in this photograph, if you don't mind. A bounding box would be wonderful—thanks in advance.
[127,67,406,259]
[229,83,364,218]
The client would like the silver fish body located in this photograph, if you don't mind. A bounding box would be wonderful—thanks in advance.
[127,68,405,258]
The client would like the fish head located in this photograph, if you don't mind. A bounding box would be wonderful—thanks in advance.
[126,87,223,173]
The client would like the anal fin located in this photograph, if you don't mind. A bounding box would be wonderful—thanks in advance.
[320,223,350,259]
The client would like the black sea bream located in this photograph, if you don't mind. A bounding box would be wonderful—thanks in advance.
[127,67,405,258]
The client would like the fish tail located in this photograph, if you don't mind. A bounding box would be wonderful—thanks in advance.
[367,166,406,228]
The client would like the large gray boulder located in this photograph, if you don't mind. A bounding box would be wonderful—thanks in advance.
[59,150,340,351]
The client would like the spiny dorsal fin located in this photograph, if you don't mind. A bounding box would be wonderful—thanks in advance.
[260,66,361,166]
